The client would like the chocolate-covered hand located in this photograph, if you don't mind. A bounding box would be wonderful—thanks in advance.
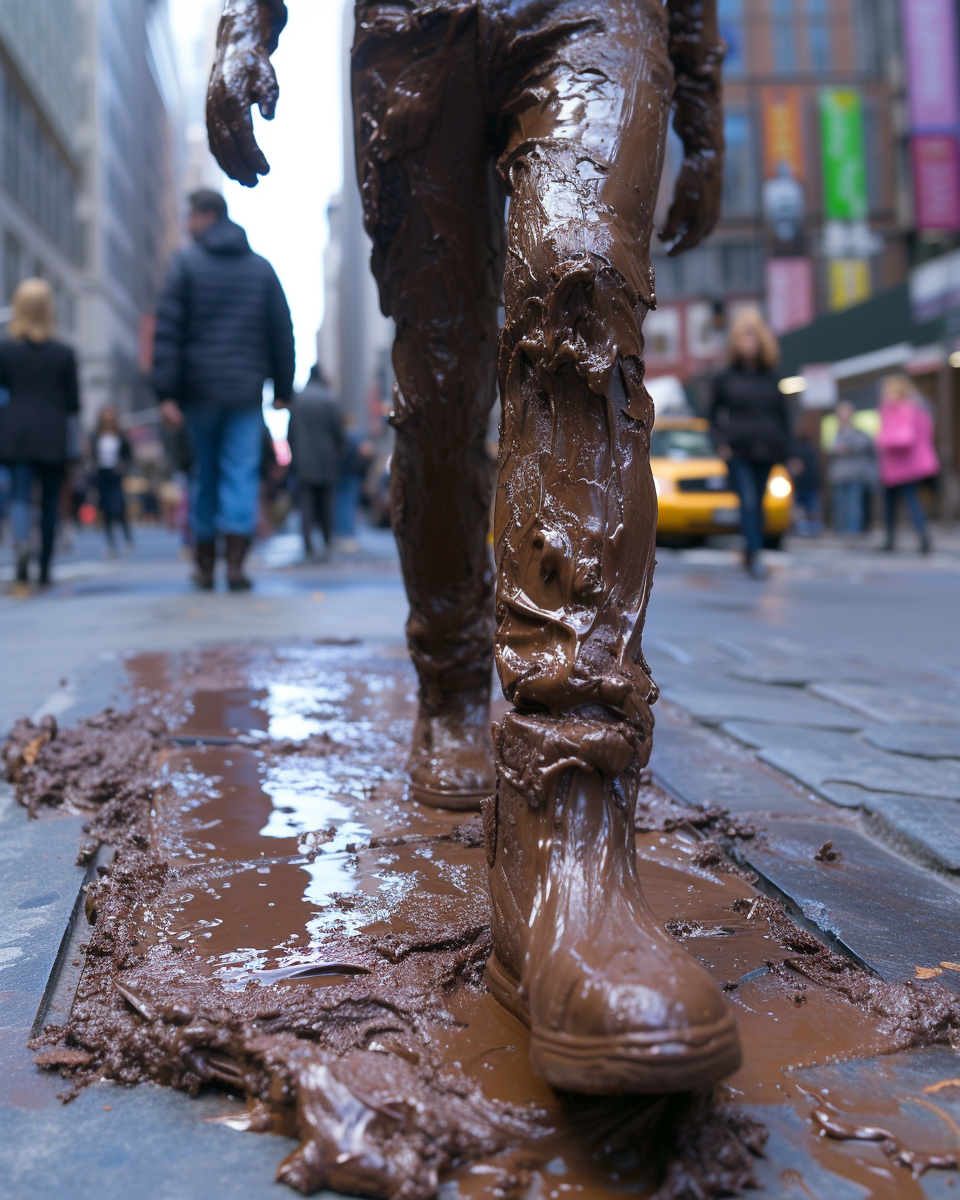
[660,149,722,256]
[660,0,724,256]
[207,0,288,187]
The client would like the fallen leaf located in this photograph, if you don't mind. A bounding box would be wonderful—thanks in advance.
[33,1048,93,1067]
[940,962,960,972]
[923,1079,960,1094]
[915,966,944,980]
[22,735,47,767]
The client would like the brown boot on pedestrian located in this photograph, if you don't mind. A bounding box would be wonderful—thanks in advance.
[407,683,495,810]
[225,534,253,591]
[193,540,216,590]
[484,711,742,1095]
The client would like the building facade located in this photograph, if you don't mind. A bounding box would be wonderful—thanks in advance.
[0,1,83,341]
[645,0,908,383]
[75,0,181,425]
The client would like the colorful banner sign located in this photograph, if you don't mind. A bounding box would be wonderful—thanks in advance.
[901,0,960,232]
[912,135,960,230]
[901,0,960,131]
[820,90,868,222]
[828,259,871,313]
[765,258,814,334]
[761,87,805,180]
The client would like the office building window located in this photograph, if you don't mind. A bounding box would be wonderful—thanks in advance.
[0,67,80,262]
[722,112,757,215]
[4,231,23,302]
[719,0,745,76]
[853,0,880,75]
[805,0,831,73]
[771,0,796,74]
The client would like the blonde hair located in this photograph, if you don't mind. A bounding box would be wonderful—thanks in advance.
[9,278,55,343]
[727,307,780,370]
[880,373,920,405]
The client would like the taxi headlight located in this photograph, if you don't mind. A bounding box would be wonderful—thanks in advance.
[653,475,662,497]
[768,475,792,499]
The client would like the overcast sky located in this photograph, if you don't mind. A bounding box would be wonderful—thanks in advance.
[167,0,346,392]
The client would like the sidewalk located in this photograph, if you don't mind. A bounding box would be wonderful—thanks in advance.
[1,522,959,1197]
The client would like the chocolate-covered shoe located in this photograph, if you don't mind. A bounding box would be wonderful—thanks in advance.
[484,712,742,1094]
[406,687,495,810]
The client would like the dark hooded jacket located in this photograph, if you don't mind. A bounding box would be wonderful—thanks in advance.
[152,218,295,408]
[0,338,79,465]
[709,364,791,464]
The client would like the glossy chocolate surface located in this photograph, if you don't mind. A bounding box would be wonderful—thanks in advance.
[7,647,960,1198]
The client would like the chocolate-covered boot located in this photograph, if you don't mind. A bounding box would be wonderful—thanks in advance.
[407,684,495,810]
[484,712,742,1094]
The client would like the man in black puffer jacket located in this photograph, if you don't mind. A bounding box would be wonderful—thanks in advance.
[153,190,294,590]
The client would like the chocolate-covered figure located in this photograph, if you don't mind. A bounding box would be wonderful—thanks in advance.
[208,0,741,1094]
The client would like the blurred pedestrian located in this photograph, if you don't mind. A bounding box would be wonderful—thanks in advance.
[153,189,295,590]
[876,374,938,554]
[709,308,790,579]
[288,365,344,560]
[0,279,79,586]
[828,401,875,534]
[787,433,822,537]
[94,404,133,553]
[335,416,376,544]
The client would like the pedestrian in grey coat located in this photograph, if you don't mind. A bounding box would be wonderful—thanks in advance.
[828,401,876,534]
[288,365,344,559]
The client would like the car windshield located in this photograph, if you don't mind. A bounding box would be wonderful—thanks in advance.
[649,428,715,460]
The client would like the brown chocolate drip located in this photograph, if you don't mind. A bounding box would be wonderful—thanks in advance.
[9,646,960,1197]
[813,1109,960,1180]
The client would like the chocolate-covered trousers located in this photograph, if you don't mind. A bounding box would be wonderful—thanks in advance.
[353,0,669,762]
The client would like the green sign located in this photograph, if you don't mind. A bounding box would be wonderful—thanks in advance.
[820,89,868,221]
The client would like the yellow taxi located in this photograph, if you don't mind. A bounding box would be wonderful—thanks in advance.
[651,416,793,547]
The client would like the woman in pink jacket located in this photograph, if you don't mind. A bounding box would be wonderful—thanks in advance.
[876,375,939,554]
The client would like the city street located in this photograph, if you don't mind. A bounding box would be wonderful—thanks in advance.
[2,524,960,1198]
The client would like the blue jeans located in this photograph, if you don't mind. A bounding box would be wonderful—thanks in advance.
[10,461,64,570]
[833,480,865,533]
[727,457,771,559]
[184,406,263,541]
[335,474,362,537]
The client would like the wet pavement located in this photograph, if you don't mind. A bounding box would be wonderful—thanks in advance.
[2,525,960,1197]
[3,643,960,1198]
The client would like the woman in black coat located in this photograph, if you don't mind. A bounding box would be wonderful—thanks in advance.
[709,309,790,579]
[0,279,80,585]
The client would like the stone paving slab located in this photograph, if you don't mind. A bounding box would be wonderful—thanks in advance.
[0,1082,303,1200]
[864,724,960,759]
[757,742,960,802]
[734,819,960,987]
[650,708,824,818]
[790,1047,960,1200]
[744,1106,872,1199]
[730,659,883,687]
[656,673,865,730]
[810,680,960,726]
[861,793,960,875]
[0,787,90,1033]
[720,721,960,803]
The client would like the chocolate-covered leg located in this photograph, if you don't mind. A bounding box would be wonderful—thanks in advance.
[484,0,740,1092]
[353,6,504,808]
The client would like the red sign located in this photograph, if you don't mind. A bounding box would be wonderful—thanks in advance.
[765,258,815,334]
[912,135,960,230]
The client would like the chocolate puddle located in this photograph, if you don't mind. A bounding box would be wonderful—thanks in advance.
[7,646,960,1198]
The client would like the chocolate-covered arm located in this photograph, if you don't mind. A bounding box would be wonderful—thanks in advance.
[207,0,288,187]
[660,0,724,256]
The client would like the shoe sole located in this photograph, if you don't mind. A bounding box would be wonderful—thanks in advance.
[408,781,486,812]
[486,953,742,1095]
